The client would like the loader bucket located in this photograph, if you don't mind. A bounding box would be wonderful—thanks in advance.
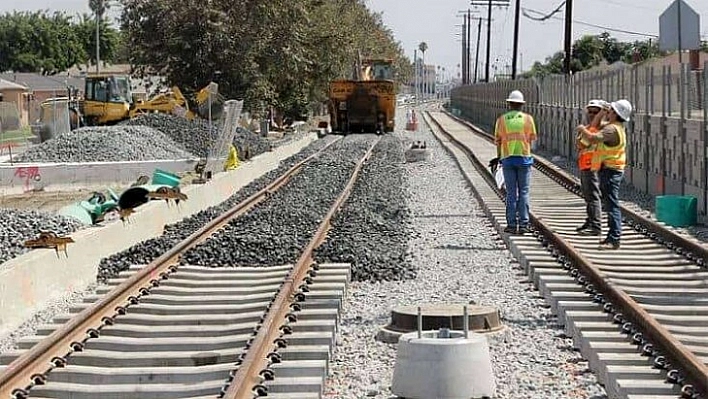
[194,82,224,120]
[57,203,94,225]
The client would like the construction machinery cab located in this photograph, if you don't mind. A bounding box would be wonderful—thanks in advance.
[360,59,394,81]
[82,74,134,125]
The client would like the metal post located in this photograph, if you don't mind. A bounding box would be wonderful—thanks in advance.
[645,67,651,193]
[463,305,469,339]
[563,0,573,74]
[677,0,683,65]
[485,0,492,82]
[680,64,686,195]
[417,307,422,339]
[512,0,521,79]
[95,0,101,74]
[474,17,482,84]
[462,18,467,85]
[414,49,418,105]
[703,61,708,220]
[467,9,472,84]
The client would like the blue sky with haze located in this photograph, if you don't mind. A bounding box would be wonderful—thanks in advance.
[2,0,707,79]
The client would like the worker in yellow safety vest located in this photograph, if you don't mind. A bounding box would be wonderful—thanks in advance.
[494,90,537,235]
[576,99,632,250]
[575,99,607,236]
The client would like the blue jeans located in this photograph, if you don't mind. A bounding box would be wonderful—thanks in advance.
[502,164,531,227]
[599,168,624,242]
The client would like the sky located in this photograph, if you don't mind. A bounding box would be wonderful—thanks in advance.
[2,0,707,79]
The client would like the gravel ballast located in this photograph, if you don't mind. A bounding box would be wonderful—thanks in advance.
[96,135,337,282]
[314,134,415,282]
[182,134,379,267]
[0,208,84,265]
[323,122,607,398]
[14,125,194,163]
[124,114,271,160]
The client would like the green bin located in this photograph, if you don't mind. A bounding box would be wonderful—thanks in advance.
[152,169,181,187]
[655,195,697,227]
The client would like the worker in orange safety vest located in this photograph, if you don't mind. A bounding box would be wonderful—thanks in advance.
[576,99,632,250]
[575,99,607,236]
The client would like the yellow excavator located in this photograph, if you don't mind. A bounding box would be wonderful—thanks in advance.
[79,73,223,126]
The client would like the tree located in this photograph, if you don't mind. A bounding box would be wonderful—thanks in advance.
[121,0,410,116]
[73,13,120,67]
[0,11,87,74]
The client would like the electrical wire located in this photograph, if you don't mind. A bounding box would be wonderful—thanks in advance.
[522,7,658,38]
[522,1,565,22]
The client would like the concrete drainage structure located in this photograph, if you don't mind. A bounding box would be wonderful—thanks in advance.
[391,305,497,399]
[377,303,504,343]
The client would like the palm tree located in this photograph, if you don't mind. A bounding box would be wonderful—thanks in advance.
[418,42,427,98]
[89,0,110,72]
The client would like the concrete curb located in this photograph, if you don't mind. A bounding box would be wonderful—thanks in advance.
[0,133,318,339]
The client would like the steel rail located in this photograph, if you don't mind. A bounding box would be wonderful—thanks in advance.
[425,111,708,396]
[0,137,342,399]
[222,137,381,398]
[445,111,708,263]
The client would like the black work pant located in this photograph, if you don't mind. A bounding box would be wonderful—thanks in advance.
[580,169,601,230]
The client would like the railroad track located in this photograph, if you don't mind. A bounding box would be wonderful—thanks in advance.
[425,111,708,399]
[0,135,381,399]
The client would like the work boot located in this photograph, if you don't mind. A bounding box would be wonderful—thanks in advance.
[598,239,620,250]
[578,226,601,236]
[517,226,532,235]
[503,226,517,234]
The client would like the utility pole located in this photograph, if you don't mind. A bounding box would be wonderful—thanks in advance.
[563,0,573,73]
[462,17,467,84]
[471,0,510,82]
[474,17,482,83]
[511,0,521,79]
[414,49,418,104]
[95,1,101,73]
[467,9,472,84]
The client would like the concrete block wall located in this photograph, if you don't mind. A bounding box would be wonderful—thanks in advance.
[452,81,708,224]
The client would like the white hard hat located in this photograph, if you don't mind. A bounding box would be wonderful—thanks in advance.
[610,99,633,122]
[506,90,525,104]
[585,99,605,110]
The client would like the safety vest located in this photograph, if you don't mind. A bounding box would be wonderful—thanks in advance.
[577,126,598,171]
[495,111,536,159]
[590,122,626,171]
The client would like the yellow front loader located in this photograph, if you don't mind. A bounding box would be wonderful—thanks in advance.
[80,74,223,125]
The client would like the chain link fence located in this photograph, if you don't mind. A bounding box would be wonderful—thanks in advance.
[451,61,708,221]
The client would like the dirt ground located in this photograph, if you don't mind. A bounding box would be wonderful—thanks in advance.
[0,187,129,213]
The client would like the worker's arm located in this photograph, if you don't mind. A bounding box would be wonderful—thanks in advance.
[494,117,502,158]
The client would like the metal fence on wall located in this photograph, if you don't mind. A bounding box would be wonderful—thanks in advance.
[451,61,708,222]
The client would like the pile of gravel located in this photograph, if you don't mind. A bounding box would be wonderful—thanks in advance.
[182,135,378,266]
[124,114,271,160]
[0,208,84,265]
[96,136,337,282]
[15,126,193,163]
[315,134,415,282]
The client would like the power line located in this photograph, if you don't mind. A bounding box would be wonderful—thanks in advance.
[522,7,659,38]
[522,1,564,22]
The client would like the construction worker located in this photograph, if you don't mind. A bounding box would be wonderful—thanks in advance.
[575,99,607,236]
[577,99,632,250]
[494,90,537,234]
